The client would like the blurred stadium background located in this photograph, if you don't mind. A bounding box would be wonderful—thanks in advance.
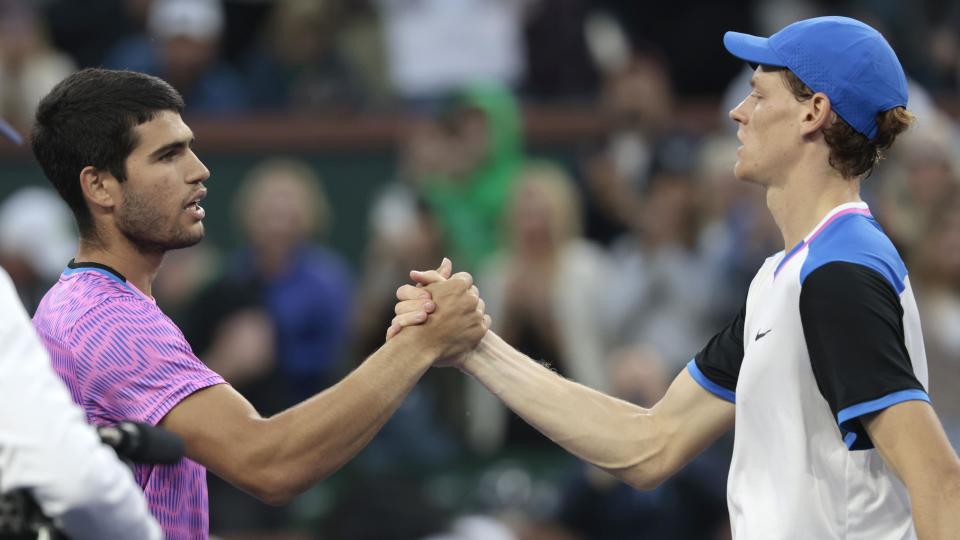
[1,0,959,538]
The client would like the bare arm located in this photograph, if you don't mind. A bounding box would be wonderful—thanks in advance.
[161,273,486,505]
[462,332,734,489]
[864,400,960,539]
[391,267,735,489]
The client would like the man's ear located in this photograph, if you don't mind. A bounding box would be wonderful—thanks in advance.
[800,92,834,138]
[79,165,119,213]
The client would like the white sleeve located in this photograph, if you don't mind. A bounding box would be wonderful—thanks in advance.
[0,269,162,540]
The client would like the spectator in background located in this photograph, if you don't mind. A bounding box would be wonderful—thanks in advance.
[602,138,721,372]
[875,123,960,256]
[227,158,353,404]
[244,0,366,110]
[216,0,274,69]
[0,186,77,313]
[179,159,352,536]
[592,0,752,97]
[353,118,455,357]
[421,83,524,273]
[579,53,674,246]
[103,0,249,114]
[0,0,75,131]
[376,0,526,103]
[910,194,960,449]
[521,0,599,101]
[42,0,143,70]
[471,162,611,454]
[926,5,960,95]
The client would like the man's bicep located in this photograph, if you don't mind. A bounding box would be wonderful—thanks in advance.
[649,303,742,475]
[652,369,736,475]
[159,384,264,481]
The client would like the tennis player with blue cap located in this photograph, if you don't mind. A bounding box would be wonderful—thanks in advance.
[391,15,960,539]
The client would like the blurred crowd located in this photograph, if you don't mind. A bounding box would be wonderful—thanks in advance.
[2,0,960,539]
[0,0,958,123]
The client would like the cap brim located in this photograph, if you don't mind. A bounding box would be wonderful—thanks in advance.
[0,119,23,145]
[723,31,785,67]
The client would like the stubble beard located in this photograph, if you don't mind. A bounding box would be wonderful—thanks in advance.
[116,189,204,256]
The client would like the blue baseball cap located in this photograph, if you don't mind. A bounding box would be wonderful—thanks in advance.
[723,16,908,140]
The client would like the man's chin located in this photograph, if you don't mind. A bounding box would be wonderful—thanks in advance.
[733,163,761,185]
[171,231,204,251]
[163,225,205,251]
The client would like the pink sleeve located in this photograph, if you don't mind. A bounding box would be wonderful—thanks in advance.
[70,298,225,426]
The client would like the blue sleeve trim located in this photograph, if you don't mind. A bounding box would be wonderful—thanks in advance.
[836,388,930,450]
[686,359,736,404]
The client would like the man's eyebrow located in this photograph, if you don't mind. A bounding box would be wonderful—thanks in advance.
[749,77,757,89]
[148,137,195,159]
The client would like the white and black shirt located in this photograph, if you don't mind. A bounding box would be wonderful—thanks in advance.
[688,202,928,540]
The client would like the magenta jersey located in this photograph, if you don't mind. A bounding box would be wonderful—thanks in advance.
[32,263,226,540]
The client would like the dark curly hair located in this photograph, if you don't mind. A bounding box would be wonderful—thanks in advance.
[30,68,184,236]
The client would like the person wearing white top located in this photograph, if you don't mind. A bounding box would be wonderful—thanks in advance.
[0,262,162,539]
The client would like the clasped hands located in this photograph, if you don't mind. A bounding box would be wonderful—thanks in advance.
[386,258,491,367]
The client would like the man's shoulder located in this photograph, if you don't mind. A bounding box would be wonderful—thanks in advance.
[800,214,906,293]
[35,272,171,341]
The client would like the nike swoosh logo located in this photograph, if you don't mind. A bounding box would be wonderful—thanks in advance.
[755,329,772,341]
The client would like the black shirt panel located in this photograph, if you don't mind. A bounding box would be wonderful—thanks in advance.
[694,302,746,395]
[799,261,926,450]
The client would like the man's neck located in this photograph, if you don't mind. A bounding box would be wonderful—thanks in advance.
[765,164,862,250]
[75,238,163,297]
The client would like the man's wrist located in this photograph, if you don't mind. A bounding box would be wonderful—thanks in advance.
[389,326,444,367]
[460,331,500,374]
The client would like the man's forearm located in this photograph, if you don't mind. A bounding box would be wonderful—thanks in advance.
[250,328,437,503]
[863,401,960,540]
[173,274,485,504]
[911,467,960,539]
[462,332,667,486]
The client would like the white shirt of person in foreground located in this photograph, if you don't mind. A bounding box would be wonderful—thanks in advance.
[0,267,162,540]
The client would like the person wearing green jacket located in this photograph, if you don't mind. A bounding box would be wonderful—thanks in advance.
[422,82,523,272]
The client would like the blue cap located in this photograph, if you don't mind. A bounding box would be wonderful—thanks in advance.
[723,16,908,140]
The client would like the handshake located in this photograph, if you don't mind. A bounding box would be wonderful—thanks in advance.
[384,258,492,368]
[378,256,685,493]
